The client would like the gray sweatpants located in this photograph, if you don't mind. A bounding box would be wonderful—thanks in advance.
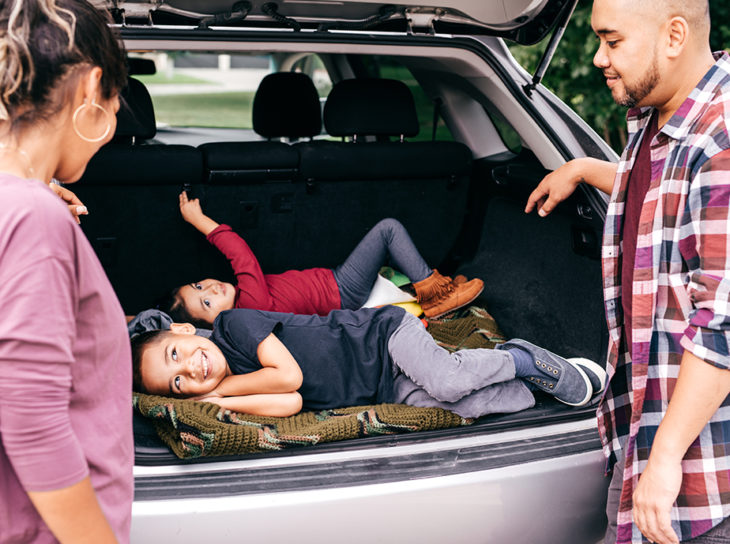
[387,312,535,418]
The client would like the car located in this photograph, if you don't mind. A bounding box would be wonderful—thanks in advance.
[82,1,616,542]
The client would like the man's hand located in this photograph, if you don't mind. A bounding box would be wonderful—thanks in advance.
[49,182,88,224]
[632,458,681,544]
[178,191,219,235]
[525,158,617,217]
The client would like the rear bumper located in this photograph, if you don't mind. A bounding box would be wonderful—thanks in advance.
[132,419,608,543]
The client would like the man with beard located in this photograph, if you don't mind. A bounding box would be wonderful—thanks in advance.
[524,1,730,543]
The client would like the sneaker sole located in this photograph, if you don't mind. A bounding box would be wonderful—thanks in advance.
[423,285,485,319]
[555,362,593,407]
[568,357,607,396]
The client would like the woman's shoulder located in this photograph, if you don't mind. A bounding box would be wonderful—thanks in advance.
[0,175,78,261]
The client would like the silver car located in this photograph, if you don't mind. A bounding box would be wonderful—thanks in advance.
[85,1,615,542]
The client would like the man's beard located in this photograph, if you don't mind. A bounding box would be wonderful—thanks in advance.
[614,58,660,108]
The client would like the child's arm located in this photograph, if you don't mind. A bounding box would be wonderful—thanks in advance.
[201,392,302,417]
[210,333,304,397]
[179,191,220,235]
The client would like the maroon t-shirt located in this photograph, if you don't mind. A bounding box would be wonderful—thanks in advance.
[621,112,659,353]
[207,224,341,315]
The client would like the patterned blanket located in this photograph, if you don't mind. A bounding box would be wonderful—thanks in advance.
[134,305,503,459]
[134,396,470,458]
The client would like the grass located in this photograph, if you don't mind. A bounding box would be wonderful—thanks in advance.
[151,91,255,128]
[135,72,213,85]
[148,83,453,140]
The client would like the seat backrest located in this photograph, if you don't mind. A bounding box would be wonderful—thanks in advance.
[75,78,215,314]
[294,78,473,269]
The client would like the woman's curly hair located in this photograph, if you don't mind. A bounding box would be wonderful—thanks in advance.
[0,0,126,135]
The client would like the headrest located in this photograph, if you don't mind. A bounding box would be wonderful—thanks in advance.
[252,72,322,140]
[324,78,419,138]
[114,77,156,143]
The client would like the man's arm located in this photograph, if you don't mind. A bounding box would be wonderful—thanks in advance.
[632,351,730,544]
[207,333,303,397]
[28,477,118,544]
[525,157,617,217]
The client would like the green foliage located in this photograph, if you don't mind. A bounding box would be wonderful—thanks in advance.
[509,0,730,153]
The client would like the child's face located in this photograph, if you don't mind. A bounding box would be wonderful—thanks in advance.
[140,329,230,398]
[177,279,236,325]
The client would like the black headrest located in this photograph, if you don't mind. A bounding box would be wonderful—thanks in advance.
[324,78,419,138]
[114,77,156,143]
[252,72,322,140]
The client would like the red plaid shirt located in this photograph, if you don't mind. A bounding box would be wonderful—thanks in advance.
[597,52,730,543]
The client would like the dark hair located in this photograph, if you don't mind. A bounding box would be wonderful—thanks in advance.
[0,0,127,133]
[156,285,212,329]
[130,329,168,393]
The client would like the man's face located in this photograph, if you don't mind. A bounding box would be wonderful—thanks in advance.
[140,330,230,398]
[591,0,662,108]
[177,279,236,325]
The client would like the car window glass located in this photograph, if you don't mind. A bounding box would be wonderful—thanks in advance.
[357,56,454,142]
[131,52,272,131]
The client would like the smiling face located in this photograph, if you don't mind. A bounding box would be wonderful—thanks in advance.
[138,327,231,398]
[177,279,236,325]
[591,0,665,108]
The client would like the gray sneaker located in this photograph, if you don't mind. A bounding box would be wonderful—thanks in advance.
[502,338,593,407]
[568,357,607,396]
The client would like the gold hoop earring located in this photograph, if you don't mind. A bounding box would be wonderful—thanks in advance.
[72,100,112,143]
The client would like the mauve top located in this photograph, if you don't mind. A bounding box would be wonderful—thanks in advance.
[207,224,341,316]
[0,174,133,543]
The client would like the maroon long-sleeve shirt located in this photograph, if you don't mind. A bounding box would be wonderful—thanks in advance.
[207,224,341,315]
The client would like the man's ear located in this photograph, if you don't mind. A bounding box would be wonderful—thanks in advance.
[170,322,196,335]
[665,16,689,58]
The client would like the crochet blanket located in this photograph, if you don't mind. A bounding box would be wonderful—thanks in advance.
[426,305,506,351]
[134,395,469,458]
[134,305,502,459]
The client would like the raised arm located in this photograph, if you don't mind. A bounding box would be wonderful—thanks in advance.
[525,157,617,217]
[179,191,219,235]
[208,333,303,398]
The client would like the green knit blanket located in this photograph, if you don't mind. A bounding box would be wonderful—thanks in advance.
[133,305,502,459]
[134,395,470,458]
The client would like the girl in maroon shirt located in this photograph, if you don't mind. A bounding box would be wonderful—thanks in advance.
[160,192,484,326]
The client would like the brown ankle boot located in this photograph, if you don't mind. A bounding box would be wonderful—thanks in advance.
[413,270,484,318]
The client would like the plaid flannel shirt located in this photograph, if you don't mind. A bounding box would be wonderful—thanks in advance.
[597,51,730,544]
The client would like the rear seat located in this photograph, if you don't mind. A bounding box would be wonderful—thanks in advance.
[295,78,473,268]
[194,72,322,274]
[76,77,213,314]
[198,72,320,184]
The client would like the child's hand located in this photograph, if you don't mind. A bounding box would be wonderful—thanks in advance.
[178,191,220,235]
[179,191,205,224]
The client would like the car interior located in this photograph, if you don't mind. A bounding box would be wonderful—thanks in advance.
[72,46,610,462]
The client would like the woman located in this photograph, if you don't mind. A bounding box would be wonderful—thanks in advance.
[0,1,131,543]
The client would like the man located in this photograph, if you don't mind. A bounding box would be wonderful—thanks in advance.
[525,1,730,543]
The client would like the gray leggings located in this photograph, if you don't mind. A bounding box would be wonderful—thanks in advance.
[387,312,535,419]
[334,218,432,310]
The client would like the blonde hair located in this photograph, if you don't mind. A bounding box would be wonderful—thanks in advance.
[0,0,126,134]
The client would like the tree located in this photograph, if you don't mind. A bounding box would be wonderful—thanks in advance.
[509,0,730,153]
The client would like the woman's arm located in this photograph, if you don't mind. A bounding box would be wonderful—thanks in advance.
[203,392,302,417]
[28,477,118,544]
[209,333,303,397]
